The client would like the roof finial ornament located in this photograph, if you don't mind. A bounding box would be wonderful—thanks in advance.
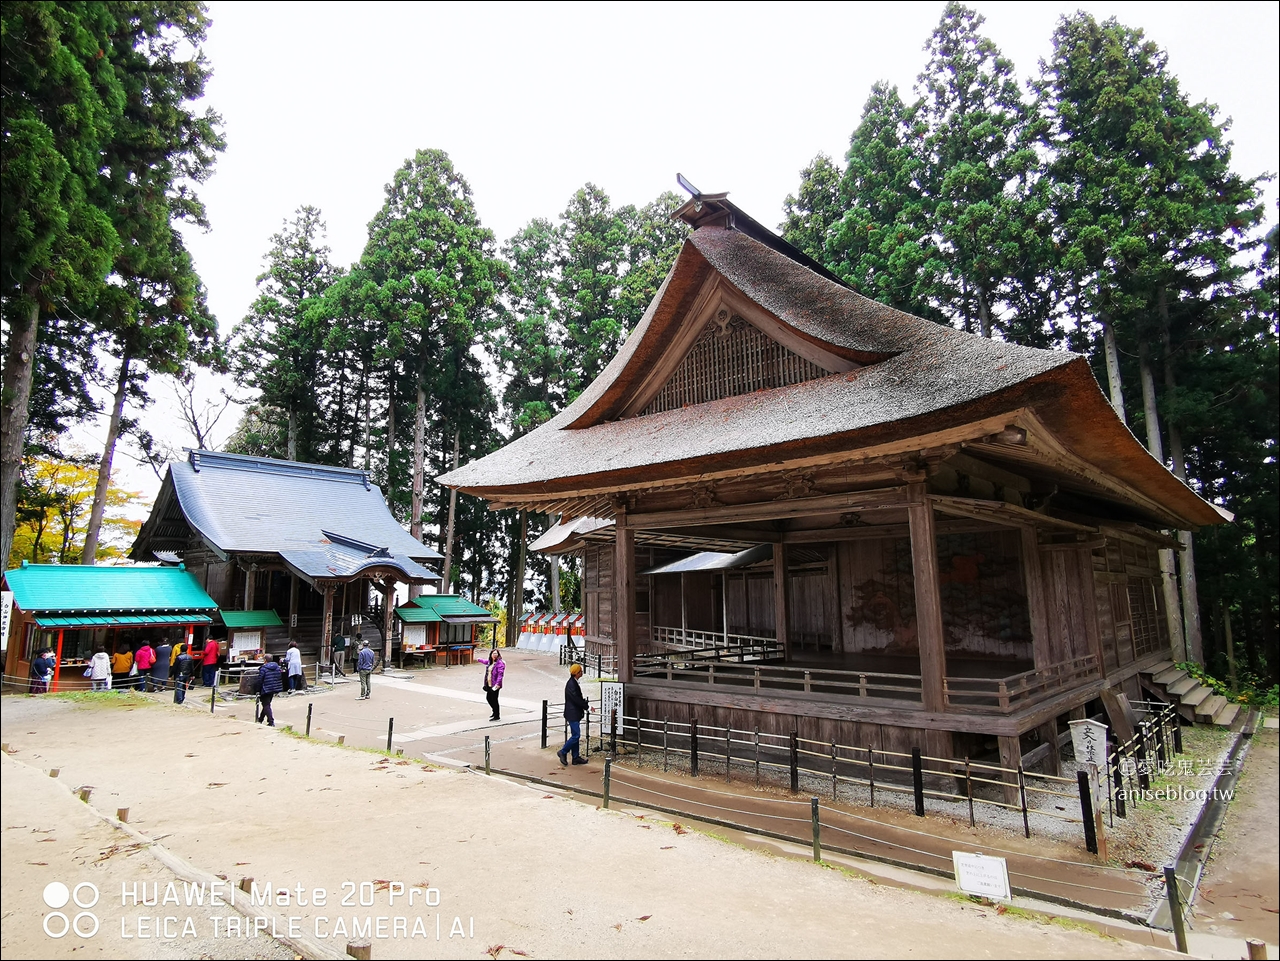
[676,172,701,200]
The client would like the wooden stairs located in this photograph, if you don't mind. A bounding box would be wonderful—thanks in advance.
[1141,660,1243,728]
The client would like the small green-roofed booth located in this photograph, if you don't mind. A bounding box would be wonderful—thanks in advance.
[219,610,284,660]
[3,562,219,692]
[393,594,498,666]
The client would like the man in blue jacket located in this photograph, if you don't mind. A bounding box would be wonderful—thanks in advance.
[557,663,590,766]
[257,655,284,727]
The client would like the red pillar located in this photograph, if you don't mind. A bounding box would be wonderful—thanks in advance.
[52,628,65,692]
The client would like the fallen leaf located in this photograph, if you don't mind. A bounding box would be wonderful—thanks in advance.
[543,794,554,799]
[672,824,689,835]
[638,915,651,921]
[373,879,392,892]
[613,924,622,931]
[996,905,1008,915]
[206,782,228,789]
[485,944,505,959]
[660,846,674,850]
[509,950,530,957]
[28,861,48,866]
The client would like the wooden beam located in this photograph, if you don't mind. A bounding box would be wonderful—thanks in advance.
[931,494,1098,533]
[320,585,335,667]
[288,575,299,642]
[1020,526,1053,669]
[907,485,946,713]
[944,451,1032,492]
[774,542,790,660]
[630,488,906,530]
[615,511,636,683]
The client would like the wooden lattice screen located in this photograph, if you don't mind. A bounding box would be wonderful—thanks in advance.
[639,312,831,416]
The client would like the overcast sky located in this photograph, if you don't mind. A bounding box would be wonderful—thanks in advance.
[83,1,1280,508]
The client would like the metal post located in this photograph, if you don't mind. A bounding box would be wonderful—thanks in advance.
[603,757,612,809]
[585,706,591,758]
[726,727,732,783]
[210,671,217,714]
[1113,744,1127,819]
[1078,770,1098,855]
[1173,716,1183,755]
[789,731,799,793]
[912,748,925,817]
[1018,765,1031,839]
[484,735,491,776]
[811,797,821,861]
[1164,865,1188,953]
[831,741,838,800]
[1156,716,1167,771]
[965,758,975,828]
[663,718,669,772]
[541,700,548,750]
[867,746,875,808]
[597,652,602,678]
[387,717,394,753]
[754,727,760,788]
[1136,726,1150,790]
[306,703,313,738]
[690,719,700,777]
[610,708,617,757]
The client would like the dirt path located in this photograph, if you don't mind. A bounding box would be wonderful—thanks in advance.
[1,695,1176,960]
[1192,727,1280,946]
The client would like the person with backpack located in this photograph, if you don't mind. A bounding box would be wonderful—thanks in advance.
[173,644,194,705]
[257,655,284,726]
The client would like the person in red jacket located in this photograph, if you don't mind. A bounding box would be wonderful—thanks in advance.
[134,641,157,693]
[201,638,220,687]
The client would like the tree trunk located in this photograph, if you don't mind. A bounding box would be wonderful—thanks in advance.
[550,552,561,614]
[1223,604,1238,693]
[384,374,396,503]
[1137,339,1163,461]
[976,284,993,339]
[82,352,132,565]
[1099,312,1126,424]
[1,299,39,570]
[410,371,426,541]
[362,386,372,472]
[441,430,460,590]
[287,406,297,461]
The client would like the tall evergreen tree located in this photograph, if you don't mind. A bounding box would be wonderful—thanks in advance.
[232,206,339,462]
[780,153,843,262]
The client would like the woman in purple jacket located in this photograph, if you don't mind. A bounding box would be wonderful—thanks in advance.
[257,655,285,727]
[480,649,505,721]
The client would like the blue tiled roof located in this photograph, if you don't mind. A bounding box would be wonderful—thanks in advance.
[4,564,219,614]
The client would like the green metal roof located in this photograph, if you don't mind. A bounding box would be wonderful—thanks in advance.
[395,604,443,623]
[35,613,214,628]
[4,563,219,614]
[221,610,284,628]
[411,594,498,621]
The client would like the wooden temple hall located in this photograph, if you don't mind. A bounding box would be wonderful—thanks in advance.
[440,189,1228,768]
[131,450,442,663]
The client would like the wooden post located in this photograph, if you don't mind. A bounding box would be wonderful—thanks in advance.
[289,575,299,642]
[1038,720,1061,777]
[321,584,335,668]
[615,510,636,683]
[998,734,1021,807]
[1164,865,1188,954]
[911,748,925,816]
[773,542,790,660]
[1020,526,1053,669]
[906,484,945,712]
[244,564,256,611]
[382,583,394,670]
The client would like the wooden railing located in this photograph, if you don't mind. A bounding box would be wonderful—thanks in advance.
[649,626,781,658]
[943,655,1101,713]
[633,654,923,703]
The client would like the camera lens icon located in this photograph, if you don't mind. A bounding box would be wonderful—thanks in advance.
[42,881,99,938]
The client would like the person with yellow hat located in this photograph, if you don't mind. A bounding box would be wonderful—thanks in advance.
[557,662,591,766]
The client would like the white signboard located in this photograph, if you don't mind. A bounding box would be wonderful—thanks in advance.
[600,681,624,735]
[1069,718,1108,803]
[953,852,1012,901]
[1,590,12,652]
[231,630,262,655]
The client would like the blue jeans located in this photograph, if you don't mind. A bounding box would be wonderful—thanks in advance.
[560,720,581,760]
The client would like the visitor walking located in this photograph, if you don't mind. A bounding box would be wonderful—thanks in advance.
[28,648,55,694]
[331,632,347,677]
[134,641,157,692]
[479,648,504,721]
[257,655,284,726]
[557,662,590,766]
[356,638,375,700]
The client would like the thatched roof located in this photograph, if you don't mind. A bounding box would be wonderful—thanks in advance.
[440,222,1226,530]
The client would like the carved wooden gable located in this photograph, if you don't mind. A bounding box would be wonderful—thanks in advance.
[639,309,834,416]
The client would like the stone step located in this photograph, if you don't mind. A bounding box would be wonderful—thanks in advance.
[1212,702,1241,728]
[1148,659,1177,677]
[1167,676,1198,697]
[1179,685,1212,709]
[1154,666,1188,685]
[1196,694,1228,722]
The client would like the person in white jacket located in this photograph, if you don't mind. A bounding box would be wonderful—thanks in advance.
[88,646,112,691]
[285,641,304,693]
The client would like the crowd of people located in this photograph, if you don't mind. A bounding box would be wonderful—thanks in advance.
[27,636,223,700]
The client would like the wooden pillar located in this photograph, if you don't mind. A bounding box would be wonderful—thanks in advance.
[1020,526,1053,669]
[382,583,394,669]
[550,554,560,614]
[1037,720,1061,777]
[288,575,299,642]
[244,564,256,611]
[773,542,790,659]
[722,572,729,644]
[907,484,945,713]
[320,585,335,665]
[997,734,1022,806]
[615,510,635,683]
[680,572,687,634]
